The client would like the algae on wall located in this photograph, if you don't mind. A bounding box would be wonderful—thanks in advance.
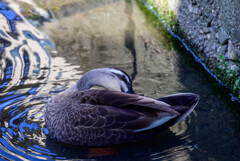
[145,0,178,30]
[143,0,240,99]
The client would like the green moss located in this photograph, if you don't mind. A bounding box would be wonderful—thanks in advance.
[144,0,178,31]
[214,64,240,98]
[28,14,43,20]
[233,78,240,93]
[135,0,178,50]
[214,53,239,98]
[219,54,225,60]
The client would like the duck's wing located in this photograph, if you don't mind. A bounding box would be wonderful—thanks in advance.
[78,90,180,115]
[75,90,180,132]
[69,104,176,133]
[157,93,200,124]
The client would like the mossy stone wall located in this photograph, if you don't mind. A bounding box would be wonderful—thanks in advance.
[145,0,240,99]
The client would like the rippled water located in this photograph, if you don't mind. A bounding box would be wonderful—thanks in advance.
[0,0,240,160]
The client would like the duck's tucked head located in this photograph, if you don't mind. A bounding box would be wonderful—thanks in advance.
[76,68,134,93]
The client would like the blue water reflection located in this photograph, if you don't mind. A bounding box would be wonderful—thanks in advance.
[0,2,21,33]
[0,0,83,159]
[0,1,59,160]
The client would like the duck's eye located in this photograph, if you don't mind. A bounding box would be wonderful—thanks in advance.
[114,73,128,84]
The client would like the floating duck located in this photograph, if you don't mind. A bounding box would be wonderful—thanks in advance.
[45,68,199,146]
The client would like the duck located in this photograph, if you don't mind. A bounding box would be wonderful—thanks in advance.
[44,67,199,146]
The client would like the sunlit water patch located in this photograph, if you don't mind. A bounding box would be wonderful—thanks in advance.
[0,0,239,160]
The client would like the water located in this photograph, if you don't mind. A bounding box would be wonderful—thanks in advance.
[0,0,239,160]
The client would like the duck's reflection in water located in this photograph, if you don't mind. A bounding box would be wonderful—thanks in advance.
[45,129,191,160]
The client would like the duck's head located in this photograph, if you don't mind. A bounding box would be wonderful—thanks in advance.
[76,67,134,94]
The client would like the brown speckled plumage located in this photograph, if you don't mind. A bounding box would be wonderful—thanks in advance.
[44,68,199,146]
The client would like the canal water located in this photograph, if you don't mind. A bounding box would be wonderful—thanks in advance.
[0,0,239,160]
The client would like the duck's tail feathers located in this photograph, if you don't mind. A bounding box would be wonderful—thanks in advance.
[157,93,200,124]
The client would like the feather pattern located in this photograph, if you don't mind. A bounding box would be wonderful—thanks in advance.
[44,68,199,146]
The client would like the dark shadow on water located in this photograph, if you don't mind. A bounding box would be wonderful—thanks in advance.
[45,130,185,160]
[124,0,137,80]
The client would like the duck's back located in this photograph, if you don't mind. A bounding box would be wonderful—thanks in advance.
[45,90,140,146]
[45,89,199,146]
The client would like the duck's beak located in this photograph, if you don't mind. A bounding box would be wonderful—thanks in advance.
[126,87,134,94]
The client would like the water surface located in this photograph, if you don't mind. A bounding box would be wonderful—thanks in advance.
[0,0,240,160]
